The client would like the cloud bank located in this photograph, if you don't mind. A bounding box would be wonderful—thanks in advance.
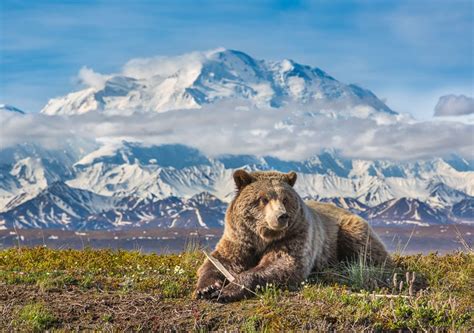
[75,48,230,89]
[1,102,472,162]
[122,50,210,79]
[78,66,109,90]
[434,94,474,117]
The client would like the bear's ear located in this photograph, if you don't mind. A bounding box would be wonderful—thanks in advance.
[233,169,254,191]
[286,171,297,187]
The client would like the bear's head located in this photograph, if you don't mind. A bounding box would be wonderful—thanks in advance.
[230,169,301,241]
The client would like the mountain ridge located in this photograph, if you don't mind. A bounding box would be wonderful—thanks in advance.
[40,49,395,115]
[0,141,472,230]
[0,104,25,114]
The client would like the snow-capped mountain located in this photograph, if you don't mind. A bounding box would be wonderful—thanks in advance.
[312,196,469,226]
[63,142,474,205]
[0,141,472,230]
[0,142,92,212]
[362,198,450,226]
[41,49,394,115]
[0,186,226,230]
[0,182,114,230]
[452,199,474,221]
[86,192,226,230]
[427,182,473,207]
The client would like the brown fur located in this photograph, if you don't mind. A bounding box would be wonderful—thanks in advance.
[195,170,390,302]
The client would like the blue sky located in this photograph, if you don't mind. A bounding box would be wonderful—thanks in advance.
[0,0,472,119]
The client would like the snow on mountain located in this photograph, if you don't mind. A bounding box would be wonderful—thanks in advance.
[363,198,450,226]
[313,196,472,226]
[319,197,369,214]
[40,49,394,115]
[452,199,474,221]
[0,104,25,114]
[1,139,473,226]
[67,142,235,201]
[68,143,432,207]
[0,155,69,212]
[0,142,93,212]
[75,142,212,169]
[0,182,115,229]
[218,151,354,177]
[77,192,226,230]
[427,182,473,207]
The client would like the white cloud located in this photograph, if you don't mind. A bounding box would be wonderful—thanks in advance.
[77,66,108,90]
[0,101,472,162]
[434,94,474,117]
[122,50,209,79]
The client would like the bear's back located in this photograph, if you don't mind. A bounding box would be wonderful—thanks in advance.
[304,201,355,222]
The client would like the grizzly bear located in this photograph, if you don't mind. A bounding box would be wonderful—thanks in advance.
[195,170,390,302]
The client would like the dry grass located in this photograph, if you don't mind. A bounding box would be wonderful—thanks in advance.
[0,247,472,331]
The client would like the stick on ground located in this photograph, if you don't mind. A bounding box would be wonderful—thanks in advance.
[202,250,235,283]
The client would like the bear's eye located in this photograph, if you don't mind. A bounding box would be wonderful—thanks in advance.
[282,197,289,205]
[260,197,269,205]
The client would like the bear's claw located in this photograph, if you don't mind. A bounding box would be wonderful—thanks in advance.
[195,281,223,299]
[214,283,248,303]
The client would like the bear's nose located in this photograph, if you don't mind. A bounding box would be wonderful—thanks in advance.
[277,213,289,225]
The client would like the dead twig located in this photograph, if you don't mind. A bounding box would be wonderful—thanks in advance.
[201,250,261,299]
[453,225,473,253]
[202,250,235,282]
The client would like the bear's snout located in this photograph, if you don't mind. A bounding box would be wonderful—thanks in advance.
[277,213,289,226]
[264,199,290,231]
[268,213,289,230]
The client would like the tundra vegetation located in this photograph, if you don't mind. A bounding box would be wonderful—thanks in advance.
[0,245,472,331]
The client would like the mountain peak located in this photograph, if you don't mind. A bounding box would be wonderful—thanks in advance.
[40,49,394,115]
[279,58,295,70]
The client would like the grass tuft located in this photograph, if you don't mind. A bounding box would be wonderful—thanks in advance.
[17,303,57,332]
[339,258,393,291]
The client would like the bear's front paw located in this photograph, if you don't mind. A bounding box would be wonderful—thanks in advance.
[194,275,224,300]
[215,283,249,303]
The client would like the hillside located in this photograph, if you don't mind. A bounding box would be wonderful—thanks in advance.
[0,247,472,331]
